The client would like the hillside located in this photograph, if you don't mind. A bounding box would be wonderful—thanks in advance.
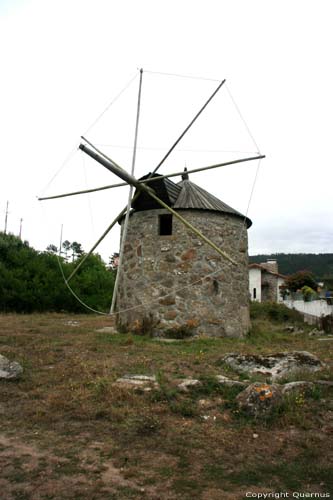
[249,253,333,279]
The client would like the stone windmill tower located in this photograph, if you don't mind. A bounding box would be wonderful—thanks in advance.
[39,71,263,335]
[116,170,252,338]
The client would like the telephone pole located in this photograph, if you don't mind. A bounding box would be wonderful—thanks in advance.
[4,201,9,234]
[19,218,23,239]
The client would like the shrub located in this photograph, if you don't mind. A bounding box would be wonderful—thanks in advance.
[301,286,317,302]
[131,313,159,336]
[164,320,198,339]
[250,302,303,323]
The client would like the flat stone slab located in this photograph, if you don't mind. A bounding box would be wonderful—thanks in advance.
[222,351,324,381]
[153,338,183,343]
[215,375,246,387]
[0,354,23,380]
[177,378,201,391]
[114,374,158,391]
[282,381,315,394]
[95,327,118,334]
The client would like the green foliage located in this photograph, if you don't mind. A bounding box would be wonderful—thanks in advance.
[250,301,304,323]
[164,322,197,339]
[0,232,115,313]
[301,285,317,301]
[284,270,318,293]
[169,399,198,417]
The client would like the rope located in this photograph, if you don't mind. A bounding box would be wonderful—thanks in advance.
[108,263,230,316]
[107,158,262,318]
[39,146,79,197]
[55,162,260,318]
[236,157,262,250]
[38,71,138,198]
[225,83,261,154]
[55,235,229,317]
[144,69,220,83]
[46,74,263,318]
[83,71,138,136]
[56,252,108,316]
[82,154,95,234]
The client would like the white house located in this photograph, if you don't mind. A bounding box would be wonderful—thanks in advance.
[249,260,286,302]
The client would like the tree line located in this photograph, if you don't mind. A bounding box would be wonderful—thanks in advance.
[249,253,333,279]
[0,232,115,313]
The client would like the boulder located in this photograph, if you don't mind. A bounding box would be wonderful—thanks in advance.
[236,382,283,418]
[222,351,324,381]
[0,354,23,380]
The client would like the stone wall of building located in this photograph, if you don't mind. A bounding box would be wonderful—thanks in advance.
[261,271,279,302]
[261,260,278,274]
[116,208,250,338]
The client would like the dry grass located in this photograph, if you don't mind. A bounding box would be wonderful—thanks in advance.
[0,313,332,499]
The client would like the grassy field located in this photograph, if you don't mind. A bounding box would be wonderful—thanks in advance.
[0,310,332,499]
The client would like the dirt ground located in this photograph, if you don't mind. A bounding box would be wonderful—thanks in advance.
[0,313,332,499]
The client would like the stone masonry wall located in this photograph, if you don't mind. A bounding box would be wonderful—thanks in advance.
[261,271,279,302]
[116,209,250,338]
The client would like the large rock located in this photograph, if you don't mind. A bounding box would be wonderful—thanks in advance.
[0,354,23,380]
[236,383,283,418]
[222,351,324,381]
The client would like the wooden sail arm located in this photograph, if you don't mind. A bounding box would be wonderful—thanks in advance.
[80,143,238,266]
[38,154,265,201]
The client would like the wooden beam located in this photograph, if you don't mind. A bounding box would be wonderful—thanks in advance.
[80,144,237,266]
[38,154,265,201]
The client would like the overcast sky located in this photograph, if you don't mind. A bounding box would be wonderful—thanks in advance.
[0,0,332,261]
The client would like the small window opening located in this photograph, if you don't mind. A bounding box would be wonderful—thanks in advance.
[159,214,172,235]
[253,288,257,300]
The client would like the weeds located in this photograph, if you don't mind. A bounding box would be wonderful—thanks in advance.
[88,376,110,399]
[250,301,304,323]
[164,324,195,339]
[0,312,332,499]
[125,414,161,436]
[169,399,198,417]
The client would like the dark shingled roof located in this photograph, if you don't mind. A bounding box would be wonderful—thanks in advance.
[131,173,181,211]
[174,179,252,228]
[130,172,252,228]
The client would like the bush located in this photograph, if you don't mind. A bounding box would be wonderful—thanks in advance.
[164,320,198,339]
[0,232,115,313]
[250,302,303,323]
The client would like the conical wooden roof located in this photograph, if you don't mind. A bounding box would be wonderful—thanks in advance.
[130,172,252,228]
[174,178,252,228]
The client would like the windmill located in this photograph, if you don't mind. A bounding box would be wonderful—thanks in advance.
[39,69,265,337]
